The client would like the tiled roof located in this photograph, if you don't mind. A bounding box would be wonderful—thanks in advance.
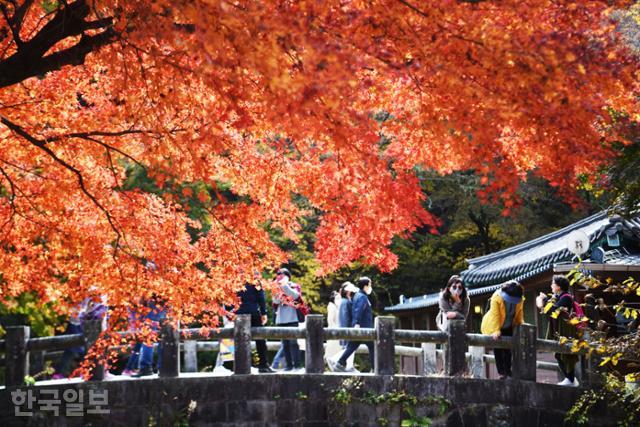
[462,211,640,287]
[385,210,640,314]
[385,283,501,313]
[555,250,640,271]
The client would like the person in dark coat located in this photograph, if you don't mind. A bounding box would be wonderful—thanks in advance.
[236,279,274,373]
[332,277,375,372]
[536,274,580,387]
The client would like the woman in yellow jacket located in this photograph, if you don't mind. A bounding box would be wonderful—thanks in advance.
[481,280,524,379]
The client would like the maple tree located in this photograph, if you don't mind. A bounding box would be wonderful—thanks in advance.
[0,0,638,336]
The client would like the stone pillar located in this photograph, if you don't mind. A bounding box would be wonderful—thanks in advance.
[159,321,180,377]
[305,315,324,373]
[5,326,30,386]
[421,342,437,375]
[183,340,198,373]
[579,353,603,387]
[512,323,536,382]
[469,346,485,378]
[234,314,252,375]
[375,316,395,375]
[30,350,45,376]
[444,319,467,376]
[83,319,105,381]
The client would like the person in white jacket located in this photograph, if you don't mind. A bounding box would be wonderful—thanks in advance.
[325,291,342,364]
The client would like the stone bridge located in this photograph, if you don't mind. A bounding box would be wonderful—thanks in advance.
[0,315,611,426]
[0,374,614,426]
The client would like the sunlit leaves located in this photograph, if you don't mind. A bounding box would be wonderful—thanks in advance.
[0,0,638,345]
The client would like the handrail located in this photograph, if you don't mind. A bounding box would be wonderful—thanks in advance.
[27,334,84,352]
[180,327,234,340]
[0,327,583,354]
[394,329,447,344]
[467,333,513,349]
[1,317,603,387]
[0,326,583,354]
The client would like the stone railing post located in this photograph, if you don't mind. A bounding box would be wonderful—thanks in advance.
[469,346,485,378]
[421,342,437,375]
[30,350,45,376]
[159,321,180,377]
[183,340,198,373]
[5,326,30,386]
[83,319,105,381]
[305,314,324,373]
[375,316,395,375]
[444,319,467,376]
[579,353,603,387]
[512,323,537,381]
[234,314,252,375]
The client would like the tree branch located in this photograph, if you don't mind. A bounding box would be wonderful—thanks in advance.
[0,115,123,243]
[0,0,116,88]
[0,3,22,48]
[0,165,17,233]
[12,0,36,36]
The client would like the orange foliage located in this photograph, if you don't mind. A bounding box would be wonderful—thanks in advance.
[0,0,638,334]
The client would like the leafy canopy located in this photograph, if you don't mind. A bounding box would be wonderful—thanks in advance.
[0,0,638,325]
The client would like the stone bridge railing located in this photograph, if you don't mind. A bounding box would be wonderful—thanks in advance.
[0,315,600,387]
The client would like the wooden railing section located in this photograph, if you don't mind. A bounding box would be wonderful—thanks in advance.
[0,316,601,387]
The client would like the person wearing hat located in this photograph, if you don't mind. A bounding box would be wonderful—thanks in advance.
[326,282,357,370]
[272,267,303,371]
[331,277,375,372]
[481,280,524,379]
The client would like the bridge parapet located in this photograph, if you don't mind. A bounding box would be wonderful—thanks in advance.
[0,373,613,426]
[0,315,601,387]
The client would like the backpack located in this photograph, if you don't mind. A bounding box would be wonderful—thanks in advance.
[295,295,310,322]
[561,293,588,330]
[570,297,588,330]
[291,283,310,322]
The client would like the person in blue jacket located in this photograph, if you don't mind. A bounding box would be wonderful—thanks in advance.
[332,277,375,372]
[133,294,166,377]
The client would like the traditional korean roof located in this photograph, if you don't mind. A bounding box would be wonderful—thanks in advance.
[462,211,640,287]
[385,283,502,313]
[385,210,640,314]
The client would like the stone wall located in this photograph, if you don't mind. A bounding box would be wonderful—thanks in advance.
[0,375,613,426]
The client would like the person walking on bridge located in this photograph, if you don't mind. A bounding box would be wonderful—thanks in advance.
[331,277,375,373]
[236,275,274,373]
[272,268,303,372]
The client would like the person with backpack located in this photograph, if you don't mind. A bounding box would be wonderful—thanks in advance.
[272,268,303,372]
[536,274,580,387]
[481,280,524,379]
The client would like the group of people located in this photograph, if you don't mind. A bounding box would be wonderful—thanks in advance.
[53,265,587,384]
[222,268,377,374]
[52,265,378,378]
[437,273,581,386]
[325,278,375,372]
